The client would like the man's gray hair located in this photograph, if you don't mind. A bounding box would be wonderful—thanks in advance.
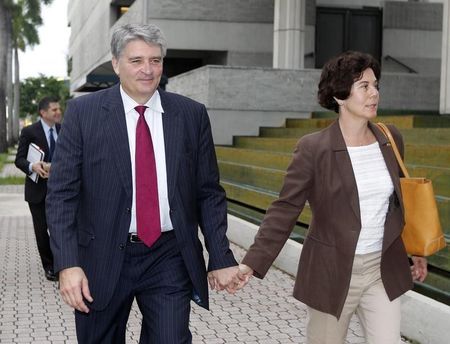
[111,23,167,59]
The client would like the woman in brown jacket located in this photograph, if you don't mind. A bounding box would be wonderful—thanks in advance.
[238,51,428,343]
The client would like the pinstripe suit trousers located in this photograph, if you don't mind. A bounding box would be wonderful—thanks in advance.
[75,231,193,344]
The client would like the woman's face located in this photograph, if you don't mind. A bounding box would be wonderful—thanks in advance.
[339,68,379,121]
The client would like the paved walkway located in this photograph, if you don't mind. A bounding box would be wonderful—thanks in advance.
[0,184,409,343]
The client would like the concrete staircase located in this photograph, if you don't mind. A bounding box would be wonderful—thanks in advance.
[217,114,450,303]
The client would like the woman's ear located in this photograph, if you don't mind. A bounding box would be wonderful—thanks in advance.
[333,97,344,106]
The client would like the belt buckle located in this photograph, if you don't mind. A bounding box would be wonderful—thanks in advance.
[129,233,141,243]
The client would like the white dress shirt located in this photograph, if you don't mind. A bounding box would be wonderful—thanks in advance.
[120,86,173,233]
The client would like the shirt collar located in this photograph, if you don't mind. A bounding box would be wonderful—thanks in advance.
[40,118,54,133]
[119,85,164,115]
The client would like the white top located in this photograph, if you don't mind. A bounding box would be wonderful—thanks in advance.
[347,142,394,254]
[120,86,173,233]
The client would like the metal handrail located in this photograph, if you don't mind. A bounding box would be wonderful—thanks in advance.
[384,55,418,74]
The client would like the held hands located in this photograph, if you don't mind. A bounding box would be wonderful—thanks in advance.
[59,267,93,313]
[207,264,254,294]
[411,256,428,282]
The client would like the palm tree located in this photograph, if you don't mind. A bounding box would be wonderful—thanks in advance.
[0,1,13,152]
[13,0,54,141]
[0,0,53,152]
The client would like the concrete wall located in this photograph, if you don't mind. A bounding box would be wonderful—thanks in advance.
[67,0,274,92]
[167,65,440,144]
[382,1,443,76]
[67,0,112,91]
[226,214,450,344]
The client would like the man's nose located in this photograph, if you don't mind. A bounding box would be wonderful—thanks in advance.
[141,60,153,74]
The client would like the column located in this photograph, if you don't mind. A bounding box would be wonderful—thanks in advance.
[440,0,450,114]
[273,0,305,69]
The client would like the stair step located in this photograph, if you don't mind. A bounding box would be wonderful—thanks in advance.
[310,111,441,119]
[233,137,297,153]
[218,147,450,197]
[232,137,450,167]
[221,180,312,225]
[219,161,285,193]
[227,201,307,240]
[408,165,450,198]
[260,127,450,146]
[219,159,449,235]
[216,146,291,170]
[286,116,450,129]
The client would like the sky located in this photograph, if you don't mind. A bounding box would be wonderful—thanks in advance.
[18,0,70,80]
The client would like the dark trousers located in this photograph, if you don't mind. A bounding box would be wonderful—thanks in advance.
[28,201,53,271]
[75,231,193,344]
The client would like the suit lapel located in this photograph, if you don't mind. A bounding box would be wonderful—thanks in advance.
[102,84,133,197]
[331,120,361,222]
[160,90,183,202]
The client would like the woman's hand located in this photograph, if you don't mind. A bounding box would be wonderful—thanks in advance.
[411,256,428,282]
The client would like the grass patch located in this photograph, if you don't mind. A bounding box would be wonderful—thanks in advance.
[0,176,24,185]
[0,153,8,171]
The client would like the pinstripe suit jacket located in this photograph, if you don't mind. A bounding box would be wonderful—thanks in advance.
[46,84,237,311]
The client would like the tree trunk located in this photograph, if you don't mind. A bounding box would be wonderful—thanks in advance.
[7,31,13,145]
[0,3,11,153]
[13,46,20,143]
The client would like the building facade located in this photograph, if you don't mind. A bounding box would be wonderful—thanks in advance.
[67,0,449,142]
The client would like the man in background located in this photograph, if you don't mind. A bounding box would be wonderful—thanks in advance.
[15,96,61,281]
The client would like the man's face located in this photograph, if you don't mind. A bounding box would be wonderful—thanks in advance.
[112,40,163,104]
[40,102,62,126]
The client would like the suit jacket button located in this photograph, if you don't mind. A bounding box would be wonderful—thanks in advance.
[119,243,125,250]
[126,208,131,213]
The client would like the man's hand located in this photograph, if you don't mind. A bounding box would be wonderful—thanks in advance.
[32,161,49,179]
[411,256,428,282]
[59,267,93,313]
[207,266,241,294]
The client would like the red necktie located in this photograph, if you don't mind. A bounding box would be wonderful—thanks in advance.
[135,105,161,247]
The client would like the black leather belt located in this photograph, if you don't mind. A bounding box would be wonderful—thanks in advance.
[127,231,173,244]
[127,233,142,243]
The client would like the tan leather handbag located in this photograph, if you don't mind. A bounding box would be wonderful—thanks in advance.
[377,123,446,256]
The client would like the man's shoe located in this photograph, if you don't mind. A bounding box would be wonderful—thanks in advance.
[45,269,59,282]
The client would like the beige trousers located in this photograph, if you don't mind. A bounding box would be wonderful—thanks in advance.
[306,250,401,344]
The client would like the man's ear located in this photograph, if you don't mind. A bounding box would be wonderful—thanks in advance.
[333,96,344,106]
[112,57,119,75]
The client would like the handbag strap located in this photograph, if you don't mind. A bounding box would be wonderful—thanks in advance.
[376,122,410,178]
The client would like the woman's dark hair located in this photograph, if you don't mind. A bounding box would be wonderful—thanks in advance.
[317,51,380,113]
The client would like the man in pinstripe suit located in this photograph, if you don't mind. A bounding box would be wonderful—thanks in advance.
[46,24,238,343]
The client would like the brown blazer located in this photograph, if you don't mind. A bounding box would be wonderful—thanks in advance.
[242,120,413,319]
